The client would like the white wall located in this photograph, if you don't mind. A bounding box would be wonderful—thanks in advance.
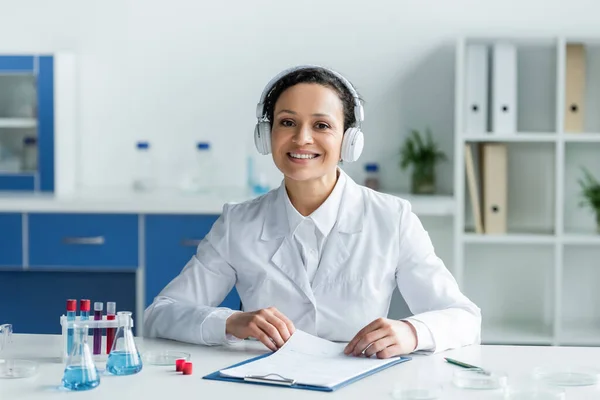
[1,0,600,193]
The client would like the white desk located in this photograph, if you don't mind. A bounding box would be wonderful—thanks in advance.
[1,334,599,399]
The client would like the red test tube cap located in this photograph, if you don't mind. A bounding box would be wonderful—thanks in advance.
[66,299,77,312]
[183,362,193,375]
[175,358,186,372]
[80,299,90,312]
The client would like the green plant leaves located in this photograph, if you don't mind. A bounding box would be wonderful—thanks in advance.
[399,128,447,171]
[578,167,600,213]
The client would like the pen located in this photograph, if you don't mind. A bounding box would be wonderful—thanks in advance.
[444,357,491,375]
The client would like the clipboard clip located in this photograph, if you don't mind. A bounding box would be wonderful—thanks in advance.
[244,373,296,386]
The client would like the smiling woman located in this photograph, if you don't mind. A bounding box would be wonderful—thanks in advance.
[270,83,345,215]
[144,65,481,360]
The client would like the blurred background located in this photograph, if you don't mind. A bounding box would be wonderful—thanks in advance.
[0,0,599,347]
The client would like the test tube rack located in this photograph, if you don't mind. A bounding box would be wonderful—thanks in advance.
[59,314,134,363]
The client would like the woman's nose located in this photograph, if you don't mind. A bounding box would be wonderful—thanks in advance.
[293,124,313,144]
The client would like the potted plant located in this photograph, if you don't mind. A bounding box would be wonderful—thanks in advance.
[399,128,447,195]
[578,167,600,233]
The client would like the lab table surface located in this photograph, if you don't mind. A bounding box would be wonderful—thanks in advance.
[1,334,599,399]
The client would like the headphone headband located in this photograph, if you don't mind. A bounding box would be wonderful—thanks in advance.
[255,64,364,125]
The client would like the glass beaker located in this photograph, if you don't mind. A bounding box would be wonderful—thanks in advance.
[106,311,142,375]
[61,323,100,391]
[0,324,12,354]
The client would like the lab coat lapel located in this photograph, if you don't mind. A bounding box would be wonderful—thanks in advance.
[260,184,316,306]
[312,173,364,288]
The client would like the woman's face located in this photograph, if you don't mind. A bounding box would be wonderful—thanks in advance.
[270,83,345,183]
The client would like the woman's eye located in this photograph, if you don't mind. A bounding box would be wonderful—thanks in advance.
[315,122,330,130]
[280,119,294,127]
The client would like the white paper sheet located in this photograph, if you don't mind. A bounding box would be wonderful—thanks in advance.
[219,330,403,388]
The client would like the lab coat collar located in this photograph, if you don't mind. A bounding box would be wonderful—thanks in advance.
[260,168,363,241]
[283,168,347,239]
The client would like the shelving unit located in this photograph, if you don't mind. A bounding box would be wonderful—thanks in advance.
[0,118,37,129]
[454,36,600,346]
[0,54,77,194]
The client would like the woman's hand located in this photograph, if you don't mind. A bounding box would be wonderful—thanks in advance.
[225,307,296,351]
[344,318,417,359]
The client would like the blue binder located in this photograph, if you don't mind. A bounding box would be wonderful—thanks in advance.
[203,352,411,392]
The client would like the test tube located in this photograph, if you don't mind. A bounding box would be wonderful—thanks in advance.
[106,302,116,354]
[79,299,90,320]
[93,302,103,355]
[79,299,90,338]
[66,299,76,355]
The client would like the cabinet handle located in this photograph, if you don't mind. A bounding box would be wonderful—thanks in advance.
[181,239,202,247]
[62,236,105,245]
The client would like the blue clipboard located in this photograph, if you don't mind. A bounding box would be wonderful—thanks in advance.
[203,351,411,392]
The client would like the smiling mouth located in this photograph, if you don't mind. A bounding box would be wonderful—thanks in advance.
[288,152,320,160]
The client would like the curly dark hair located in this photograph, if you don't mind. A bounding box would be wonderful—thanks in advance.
[262,66,362,132]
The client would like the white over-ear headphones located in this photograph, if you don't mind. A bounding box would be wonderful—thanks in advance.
[254,65,365,163]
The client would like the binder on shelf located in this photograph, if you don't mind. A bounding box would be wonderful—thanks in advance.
[491,42,517,134]
[465,143,484,234]
[465,43,489,134]
[564,43,586,133]
[203,330,411,392]
[480,143,507,234]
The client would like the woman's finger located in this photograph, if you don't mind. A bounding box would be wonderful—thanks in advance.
[376,344,404,359]
[251,325,278,352]
[364,335,396,358]
[265,312,292,342]
[257,318,285,348]
[270,308,296,338]
[352,327,389,356]
[344,319,382,354]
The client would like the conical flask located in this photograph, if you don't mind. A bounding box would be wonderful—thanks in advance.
[106,311,142,375]
[61,323,100,391]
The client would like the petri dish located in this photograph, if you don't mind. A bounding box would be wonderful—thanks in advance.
[452,368,508,390]
[532,366,600,387]
[142,350,191,366]
[390,384,442,399]
[504,384,566,400]
[0,359,39,379]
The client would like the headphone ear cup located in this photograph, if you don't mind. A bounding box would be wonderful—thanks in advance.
[341,127,364,162]
[254,121,272,155]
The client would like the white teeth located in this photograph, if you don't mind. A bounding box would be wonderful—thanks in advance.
[289,153,317,159]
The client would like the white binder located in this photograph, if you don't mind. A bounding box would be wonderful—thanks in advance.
[464,44,489,134]
[491,42,517,134]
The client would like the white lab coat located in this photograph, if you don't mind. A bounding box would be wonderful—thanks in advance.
[144,170,481,353]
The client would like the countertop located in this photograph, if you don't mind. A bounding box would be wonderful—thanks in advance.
[1,334,599,399]
[0,188,455,215]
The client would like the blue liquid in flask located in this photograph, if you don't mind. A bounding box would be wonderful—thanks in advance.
[61,365,100,391]
[62,322,100,391]
[106,350,143,375]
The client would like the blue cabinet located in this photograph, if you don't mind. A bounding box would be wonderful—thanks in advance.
[145,214,241,310]
[0,55,55,192]
[0,270,136,334]
[29,213,138,270]
[0,213,22,267]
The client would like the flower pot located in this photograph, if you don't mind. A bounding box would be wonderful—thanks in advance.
[411,165,436,195]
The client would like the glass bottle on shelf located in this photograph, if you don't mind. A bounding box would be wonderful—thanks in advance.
[105,311,142,376]
[132,141,154,192]
[179,142,214,193]
[193,142,212,192]
[364,163,380,191]
[21,136,37,172]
